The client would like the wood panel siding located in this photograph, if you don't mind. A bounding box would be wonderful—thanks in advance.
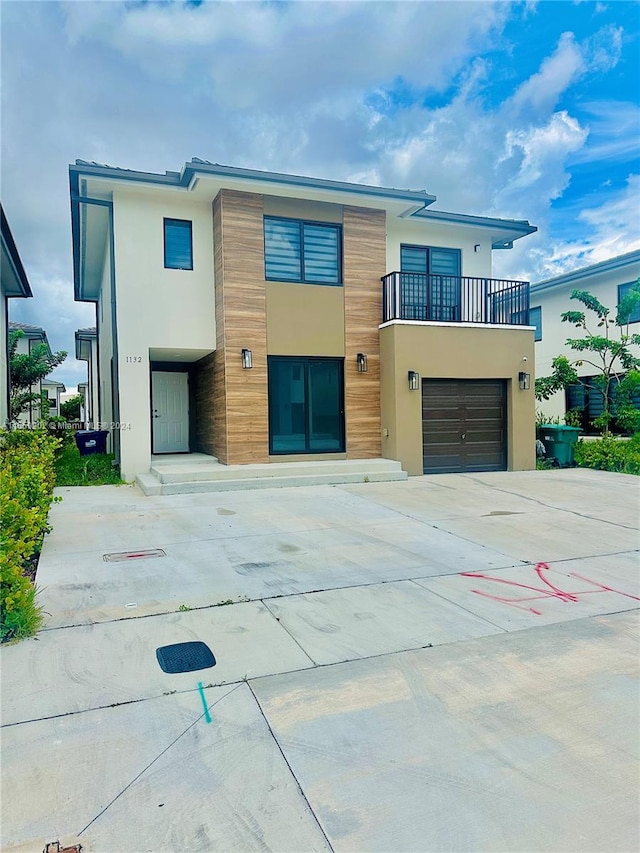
[215,190,269,464]
[194,350,224,459]
[343,206,385,458]
[209,193,228,462]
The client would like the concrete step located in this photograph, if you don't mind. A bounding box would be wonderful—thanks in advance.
[136,466,407,496]
[150,457,405,485]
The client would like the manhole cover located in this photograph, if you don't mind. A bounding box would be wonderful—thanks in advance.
[156,641,216,674]
[103,549,166,562]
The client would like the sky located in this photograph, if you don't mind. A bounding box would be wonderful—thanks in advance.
[2,0,639,390]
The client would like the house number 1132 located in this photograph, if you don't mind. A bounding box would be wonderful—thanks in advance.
[125,356,142,363]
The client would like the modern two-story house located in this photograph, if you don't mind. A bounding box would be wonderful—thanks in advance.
[7,321,52,427]
[42,378,66,417]
[70,159,537,487]
[531,250,640,431]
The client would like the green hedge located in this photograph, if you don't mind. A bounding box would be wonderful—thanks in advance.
[0,429,60,642]
[574,433,640,475]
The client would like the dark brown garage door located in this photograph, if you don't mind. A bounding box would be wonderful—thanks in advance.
[422,380,507,474]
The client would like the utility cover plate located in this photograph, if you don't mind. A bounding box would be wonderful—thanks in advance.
[103,549,166,562]
[156,641,216,674]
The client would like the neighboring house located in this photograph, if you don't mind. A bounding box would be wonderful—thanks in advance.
[531,250,640,430]
[42,379,66,418]
[70,159,538,483]
[75,326,99,427]
[7,321,51,426]
[77,381,89,422]
[1,205,33,425]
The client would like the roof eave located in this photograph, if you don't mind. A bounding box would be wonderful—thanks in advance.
[1,205,33,298]
[531,250,640,293]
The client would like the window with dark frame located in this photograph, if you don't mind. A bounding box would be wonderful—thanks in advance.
[400,244,462,321]
[264,216,342,284]
[618,281,640,324]
[268,356,345,454]
[530,306,542,341]
[164,218,193,270]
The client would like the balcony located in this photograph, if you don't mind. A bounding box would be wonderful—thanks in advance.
[381,272,531,326]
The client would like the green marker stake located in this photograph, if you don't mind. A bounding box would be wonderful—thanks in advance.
[198,681,212,723]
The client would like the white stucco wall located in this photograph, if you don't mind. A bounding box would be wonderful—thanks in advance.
[97,248,114,447]
[88,338,99,427]
[532,258,640,420]
[111,190,216,479]
[386,218,494,278]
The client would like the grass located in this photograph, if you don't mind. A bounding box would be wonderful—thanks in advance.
[55,443,124,486]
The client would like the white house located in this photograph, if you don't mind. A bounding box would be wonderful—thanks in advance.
[7,321,52,426]
[531,250,640,429]
[75,326,99,427]
[1,205,33,425]
[70,158,538,486]
[41,378,66,418]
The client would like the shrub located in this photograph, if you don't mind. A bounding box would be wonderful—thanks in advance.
[44,415,76,448]
[0,429,60,642]
[573,433,640,475]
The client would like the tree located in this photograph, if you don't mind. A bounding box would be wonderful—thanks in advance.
[535,281,640,434]
[8,330,67,423]
[60,393,83,422]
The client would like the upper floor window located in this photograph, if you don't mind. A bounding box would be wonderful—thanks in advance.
[400,245,461,277]
[164,218,193,270]
[618,281,640,324]
[264,217,341,285]
[530,305,542,341]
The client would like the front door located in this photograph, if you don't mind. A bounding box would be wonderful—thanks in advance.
[151,371,189,453]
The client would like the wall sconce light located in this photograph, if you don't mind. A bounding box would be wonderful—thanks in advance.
[356,353,368,373]
[474,244,481,252]
[241,348,253,369]
[408,370,420,391]
[518,371,530,391]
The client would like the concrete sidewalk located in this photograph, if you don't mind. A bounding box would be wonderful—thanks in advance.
[1,469,638,851]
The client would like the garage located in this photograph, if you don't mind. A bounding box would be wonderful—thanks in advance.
[422,379,507,474]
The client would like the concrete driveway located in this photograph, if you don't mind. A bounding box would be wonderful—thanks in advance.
[1,469,638,852]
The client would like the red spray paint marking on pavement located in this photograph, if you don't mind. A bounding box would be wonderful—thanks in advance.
[460,562,640,616]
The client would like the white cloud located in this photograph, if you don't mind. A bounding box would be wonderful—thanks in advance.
[583,23,623,71]
[510,176,640,282]
[510,32,585,116]
[571,100,640,164]
[498,111,587,196]
[2,2,637,384]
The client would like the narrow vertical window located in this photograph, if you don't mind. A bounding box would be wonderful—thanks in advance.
[529,306,542,341]
[164,218,193,270]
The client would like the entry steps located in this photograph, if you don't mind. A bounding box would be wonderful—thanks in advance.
[136,454,407,496]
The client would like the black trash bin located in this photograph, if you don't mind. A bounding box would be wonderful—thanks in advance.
[75,429,109,456]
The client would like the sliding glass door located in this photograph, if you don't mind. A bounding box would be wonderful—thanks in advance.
[268,357,344,454]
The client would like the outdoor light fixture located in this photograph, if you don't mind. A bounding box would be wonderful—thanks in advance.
[356,353,368,372]
[518,371,530,391]
[241,348,253,369]
[408,370,420,391]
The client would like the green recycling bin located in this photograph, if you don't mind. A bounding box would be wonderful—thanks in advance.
[538,425,582,466]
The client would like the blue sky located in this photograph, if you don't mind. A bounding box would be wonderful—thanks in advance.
[2,0,639,390]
